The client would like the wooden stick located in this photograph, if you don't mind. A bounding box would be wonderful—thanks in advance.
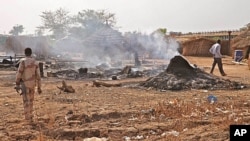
[92,80,122,87]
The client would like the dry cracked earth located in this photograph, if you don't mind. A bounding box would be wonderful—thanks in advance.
[0,56,250,141]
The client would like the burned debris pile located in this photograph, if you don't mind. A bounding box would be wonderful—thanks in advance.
[0,55,20,70]
[45,61,164,80]
[140,55,246,90]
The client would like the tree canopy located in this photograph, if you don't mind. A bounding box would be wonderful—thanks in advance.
[38,8,117,40]
[38,8,71,39]
[9,25,24,36]
[70,9,117,39]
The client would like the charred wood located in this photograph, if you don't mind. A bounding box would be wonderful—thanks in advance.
[57,80,75,93]
[92,80,122,87]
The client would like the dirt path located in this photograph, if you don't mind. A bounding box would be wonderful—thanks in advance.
[0,56,250,140]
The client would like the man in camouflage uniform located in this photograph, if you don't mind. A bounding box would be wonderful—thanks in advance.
[15,48,42,121]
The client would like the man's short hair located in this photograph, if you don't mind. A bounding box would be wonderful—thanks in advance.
[24,48,32,56]
[217,39,221,44]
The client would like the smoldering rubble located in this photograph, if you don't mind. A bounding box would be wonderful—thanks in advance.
[45,62,165,80]
[45,55,247,91]
[140,55,247,91]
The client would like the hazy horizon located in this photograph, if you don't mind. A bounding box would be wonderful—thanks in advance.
[1,0,250,35]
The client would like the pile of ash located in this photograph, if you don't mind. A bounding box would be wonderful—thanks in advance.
[46,63,164,80]
[140,55,247,90]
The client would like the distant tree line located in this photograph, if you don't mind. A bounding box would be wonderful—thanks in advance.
[7,8,117,39]
[36,8,117,40]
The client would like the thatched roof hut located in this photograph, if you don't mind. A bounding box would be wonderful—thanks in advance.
[181,38,230,57]
[231,29,250,59]
[182,38,211,56]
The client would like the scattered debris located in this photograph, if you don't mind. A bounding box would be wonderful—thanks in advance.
[132,135,144,140]
[207,95,218,104]
[161,130,179,137]
[96,63,111,71]
[111,75,118,80]
[57,80,75,93]
[54,69,79,79]
[83,137,108,141]
[141,108,155,115]
[123,136,131,141]
[78,68,88,74]
[65,110,74,122]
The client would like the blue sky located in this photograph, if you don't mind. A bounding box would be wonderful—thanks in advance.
[0,0,250,34]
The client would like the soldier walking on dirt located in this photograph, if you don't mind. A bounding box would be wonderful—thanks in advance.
[15,47,42,121]
[209,39,227,76]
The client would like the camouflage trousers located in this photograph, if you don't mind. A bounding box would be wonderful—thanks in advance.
[22,88,35,120]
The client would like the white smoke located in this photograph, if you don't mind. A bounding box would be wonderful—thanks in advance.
[49,29,180,69]
[125,31,180,60]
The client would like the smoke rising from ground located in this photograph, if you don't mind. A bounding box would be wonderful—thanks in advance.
[136,32,180,60]
[2,16,180,69]
[1,30,180,69]
[50,28,180,68]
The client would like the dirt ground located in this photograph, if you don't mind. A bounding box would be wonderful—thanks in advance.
[0,56,250,141]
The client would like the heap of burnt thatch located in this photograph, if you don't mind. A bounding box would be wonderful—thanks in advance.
[140,55,246,90]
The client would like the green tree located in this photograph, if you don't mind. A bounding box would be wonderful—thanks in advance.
[157,28,167,34]
[77,9,116,27]
[9,25,24,36]
[38,8,71,39]
[70,9,116,38]
[38,8,117,40]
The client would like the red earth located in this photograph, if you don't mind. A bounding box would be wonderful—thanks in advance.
[0,56,250,141]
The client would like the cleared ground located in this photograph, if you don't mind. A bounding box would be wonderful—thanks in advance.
[0,56,250,141]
